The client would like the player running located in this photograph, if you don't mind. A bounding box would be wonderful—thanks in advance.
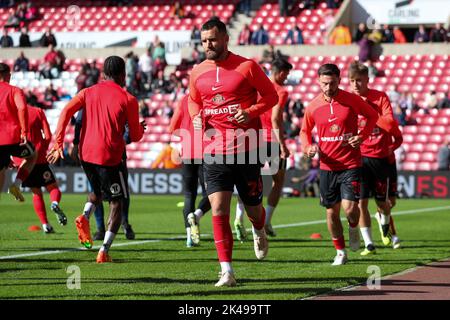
[47,56,145,263]
[188,19,278,286]
[0,63,37,202]
[348,62,403,255]
[300,63,378,266]
[13,104,67,232]
[169,94,211,247]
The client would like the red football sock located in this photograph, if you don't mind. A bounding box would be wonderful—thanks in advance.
[33,194,48,225]
[248,206,266,230]
[16,167,30,182]
[47,185,61,203]
[332,235,346,250]
[389,215,397,235]
[212,214,233,262]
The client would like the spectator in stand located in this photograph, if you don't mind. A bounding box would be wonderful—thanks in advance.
[138,99,150,118]
[44,83,59,104]
[4,9,20,28]
[399,92,418,112]
[0,29,13,47]
[284,23,304,45]
[329,23,351,45]
[125,51,138,95]
[259,44,275,64]
[75,66,88,92]
[237,24,252,45]
[43,44,58,66]
[414,25,429,43]
[393,104,407,126]
[279,0,288,16]
[85,60,100,87]
[393,26,407,43]
[437,138,450,171]
[40,28,57,47]
[25,1,37,21]
[437,91,450,109]
[304,0,316,9]
[289,97,305,118]
[429,23,447,43]
[162,100,174,119]
[358,33,373,63]
[139,49,153,90]
[152,42,167,75]
[238,0,251,17]
[251,24,269,45]
[151,70,170,94]
[56,49,65,72]
[150,143,180,169]
[387,85,401,108]
[191,25,201,47]
[353,23,368,43]
[322,10,335,32]
[382,24,395,43]
[191,45,206,64]
[171,1,184,19]
[19,26,31,47]
[423,90,438,112]
[13,51,29,71]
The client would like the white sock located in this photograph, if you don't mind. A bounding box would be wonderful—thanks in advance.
[83,202,95,219]
[360,227,373,247]
[337,249,346,255]
[265,205,275,225]
[235,200,245,223]
[100,231,116,252]
[13,178,22,187]
[194,209,203,221]
[380,213,390,226]
[252,225,265,238]
[51,201,59,206]
[186,227,191,241]
[220,262,233,274]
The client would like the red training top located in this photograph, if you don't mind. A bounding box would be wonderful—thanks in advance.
[188,51,278,155]
[0,82,28,146]
[53,80,144,166]
[260,81,288,142]
[300,89,379,171]
[25,105,52,164]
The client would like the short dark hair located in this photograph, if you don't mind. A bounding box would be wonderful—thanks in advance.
[0,63,10,77]
[103,56,125,78]
[201,18,227,34]
[318,63,340,77]
[271,58,293,74]
[348,61,368,78]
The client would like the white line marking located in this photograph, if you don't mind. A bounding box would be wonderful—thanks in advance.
[0,205,449,260]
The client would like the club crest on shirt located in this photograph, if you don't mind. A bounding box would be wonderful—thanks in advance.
[359,119,367,128]
[212,94,225,104]
[329,124,340,133]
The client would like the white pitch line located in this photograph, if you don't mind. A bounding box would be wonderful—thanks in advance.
[0,205,449,260]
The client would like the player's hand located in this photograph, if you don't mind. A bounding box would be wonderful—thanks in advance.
[280,142,290,159]
[348,135,362,148]
[20,134,27,145]
[306,144,318,158]
[234,109,250,124]
[140,120,147,131]
[192,114,202,130]
[47,147,64,164]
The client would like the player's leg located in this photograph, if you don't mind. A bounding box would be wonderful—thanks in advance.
[234,196,247,241]
[9,143,37,201]
[96,163,128,263]
[194,163,211,220]
[119,161,134,240]
[31,187,53,233]
[320,169,348,265]
[357,159,375,254]
[93,202,106,240]
[0,167,6,197]
[236,163,268,260]
[183,162,199,246]
[44,165,67,226]
[203,162,236,287]
[265,167,286,237]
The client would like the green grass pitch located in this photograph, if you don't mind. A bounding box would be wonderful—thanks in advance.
[0,193,449,300]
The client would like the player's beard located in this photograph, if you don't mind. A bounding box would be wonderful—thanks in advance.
[206,45,225,61]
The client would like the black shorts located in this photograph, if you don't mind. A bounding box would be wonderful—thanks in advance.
[81,161,129,200]
[0,142,35,170]
[203,154,263,206]
[387,162,398,197]
[264,141,286,173]
[319,168,362,208]
[22,163,56,188]
[360,157,389,201]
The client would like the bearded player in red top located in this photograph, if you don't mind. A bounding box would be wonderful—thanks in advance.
[13,104,68,233]
[47,56,145,263]
[300,63,378,266]
[0,63,37,202]
[189,19,278,287]
[348,62,403,255]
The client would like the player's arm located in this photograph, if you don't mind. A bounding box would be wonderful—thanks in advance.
[239,61,278,122]
[376,93,397,133]
[126,96,144,143]
[47,92,85,163]
[13,88,29,142]
[38,108,52,152]
[348,94,379,147]
[300,108,318,158]
[168,98,183,135]
[188,71,203,130]
[271,90,290,158]
[390,123,403,151]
